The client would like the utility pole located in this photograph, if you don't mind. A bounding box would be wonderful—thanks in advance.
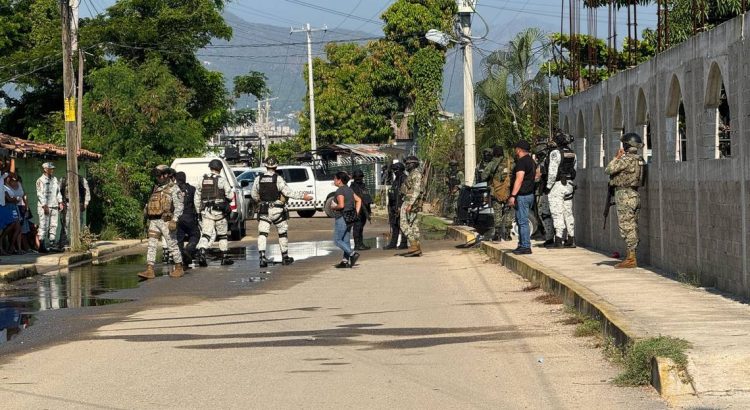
[291,23,327,154]
[61,0,81,250]
[73,0,83,148]
[458,1,476,186]
[256,97,279,159]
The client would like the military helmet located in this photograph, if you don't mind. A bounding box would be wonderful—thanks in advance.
[153,164,170,177]
[392,162,405,172]
[352,169,365,179]
[264,156,279,168]
[482,148,493,155]
[448,159,458,167]
[404,156,419,165]
[621,132,644,149]
[554,131,574,146]
[208,159,223,171]
[492,146,504,157]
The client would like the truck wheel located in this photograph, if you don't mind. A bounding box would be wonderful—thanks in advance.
[323,194,336,218]
[512,214,539,238]
[297,210,316,218]
[230,220,243,241]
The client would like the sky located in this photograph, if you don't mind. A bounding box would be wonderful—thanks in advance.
[84,0,659,44]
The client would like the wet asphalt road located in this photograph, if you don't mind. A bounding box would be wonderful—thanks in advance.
[0,215,390,357]
[0,216,666,408]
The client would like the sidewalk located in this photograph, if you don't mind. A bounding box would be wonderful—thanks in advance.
[0,240,144,282]
[449,225,750,408]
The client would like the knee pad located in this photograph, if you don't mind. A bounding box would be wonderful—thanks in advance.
[201,234,212,241]
[216,234,228,241]
[259,232,269,237]
[148,230,162,240]
[278,232,288,239]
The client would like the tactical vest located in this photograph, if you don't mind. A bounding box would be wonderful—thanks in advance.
[258,174,280,202]
[556,147,577,181]
[146,184,173,217]
[201,174,223,204]
[610,154,644,188]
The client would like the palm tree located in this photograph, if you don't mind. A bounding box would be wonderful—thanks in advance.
[475,28,551,152]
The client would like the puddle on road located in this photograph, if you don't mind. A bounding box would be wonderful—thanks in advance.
[0,235,416,343]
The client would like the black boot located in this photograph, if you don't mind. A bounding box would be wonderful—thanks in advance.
[354,241,371,251]
[281,252,294,265]
[220,252,234,266]
[259,251,268,268]
[197,248,208,267]
[383,240,398,250]
[564,236,576,248]
[549,236,564,249]
[542,238,554,247]
[397,238,409,249]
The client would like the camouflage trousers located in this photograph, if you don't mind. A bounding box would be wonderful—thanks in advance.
[37,206,59,245]
[445,190,459,219]
[615,188,640,252]
[491,200,514,236]
[257,207,289,253]
[549,182,575,238]
[197,211,229,252]
[538,194,555,240]
[400,205,420,243]
[147,219,182,265]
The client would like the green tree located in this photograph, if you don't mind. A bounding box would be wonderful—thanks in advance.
[298,0,457,145]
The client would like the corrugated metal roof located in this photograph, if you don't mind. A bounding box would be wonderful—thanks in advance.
[0,133,101,161]
[321,144,390,160]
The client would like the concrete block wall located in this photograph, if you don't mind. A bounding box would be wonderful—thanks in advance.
[559,14,750,297]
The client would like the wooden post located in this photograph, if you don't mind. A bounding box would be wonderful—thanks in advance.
[61,0,81,250]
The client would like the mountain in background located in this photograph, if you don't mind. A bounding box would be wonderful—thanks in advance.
[203,12,558,127]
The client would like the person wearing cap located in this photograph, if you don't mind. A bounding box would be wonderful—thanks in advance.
[195,159,234,267]
[507,140,536,255]
[36,162,63,252]
[140,165,184,280]
[251,156,313,268]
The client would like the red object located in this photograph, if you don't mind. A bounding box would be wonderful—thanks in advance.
[612,251,620,259]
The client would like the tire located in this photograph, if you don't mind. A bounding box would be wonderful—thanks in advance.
[512,214,539,238]
[323,194,336,218]
[230,219,242,241]
[297,210,316,218]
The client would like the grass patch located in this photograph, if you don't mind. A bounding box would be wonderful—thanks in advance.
[614,336,692,386]
[676,271,701,287]
[574,318,602,337]
[419,214,448,232]
[534,293,563,305]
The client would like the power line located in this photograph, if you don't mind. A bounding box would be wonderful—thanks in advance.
[332,0,365,32]
[283,0,380,25]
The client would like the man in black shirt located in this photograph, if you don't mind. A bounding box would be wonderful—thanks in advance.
[175,172,200,268]
[507,140,536,254]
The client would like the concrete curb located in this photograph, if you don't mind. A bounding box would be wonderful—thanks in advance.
[447,225,696,402]
[0,240,145,283]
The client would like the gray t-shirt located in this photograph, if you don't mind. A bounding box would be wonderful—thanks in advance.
[333,185,355,218]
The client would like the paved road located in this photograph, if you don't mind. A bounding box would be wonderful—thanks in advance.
[0,217,665,408]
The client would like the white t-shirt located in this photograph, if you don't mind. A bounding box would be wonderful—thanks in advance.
[5,184,24,207]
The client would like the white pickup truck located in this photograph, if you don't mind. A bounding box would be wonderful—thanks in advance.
[246,165,339,218]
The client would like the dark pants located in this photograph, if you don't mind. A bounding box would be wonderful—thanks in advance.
[176,215,200,263]
[387,207,402,245]
[353,213,367,244]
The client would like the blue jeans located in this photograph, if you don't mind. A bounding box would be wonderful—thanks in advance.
[515,193,535,249]
[333,217,352,258]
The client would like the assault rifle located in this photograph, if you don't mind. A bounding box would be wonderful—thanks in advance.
[603,184,615,229]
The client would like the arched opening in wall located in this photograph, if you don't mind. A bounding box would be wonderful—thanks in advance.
[577,111,586,168]
[705,63,731,159]
[593,105,604,167]
[613,96,624,154]
[666,74,687,162]
[635,88,652,163]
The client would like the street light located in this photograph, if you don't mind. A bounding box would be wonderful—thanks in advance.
[427,18,476,187]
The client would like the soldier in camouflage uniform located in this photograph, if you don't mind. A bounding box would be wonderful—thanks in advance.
[195,159,235,267]
[546,132,577,248]
[139,165,184,280]
[480,146,514,241]
[605,133,645,269]
[444,160,463,220]
[399,156,423,257]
